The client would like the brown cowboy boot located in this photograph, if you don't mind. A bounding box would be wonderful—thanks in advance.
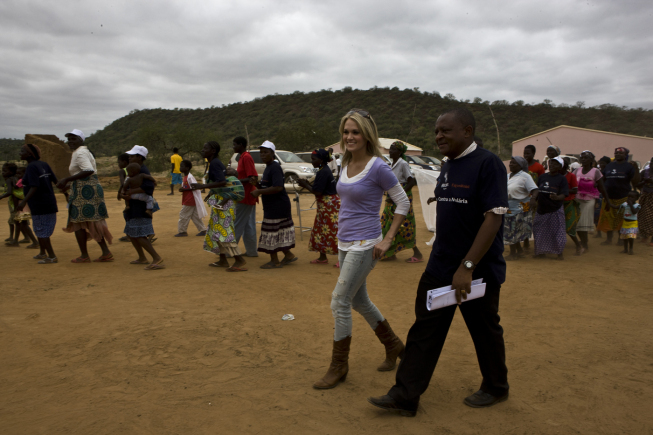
[313,336,351,389]
[374,320,405,371]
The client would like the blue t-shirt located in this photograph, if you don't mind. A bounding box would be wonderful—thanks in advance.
[425,148,509,285]
[260,162,291,219]
[619,203,640,221]
[537,173,569,214]
[208,157,226,184]
[312,166,337,196]
[22,160,58,215]
[604,161,636,199]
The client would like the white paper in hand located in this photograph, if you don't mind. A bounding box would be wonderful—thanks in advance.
[426,279,486,311]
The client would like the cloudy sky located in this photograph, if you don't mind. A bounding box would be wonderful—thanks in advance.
[1,0,651,139]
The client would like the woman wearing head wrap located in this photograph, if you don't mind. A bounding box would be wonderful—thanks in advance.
[297,149,341,264]
[17,144,60,263]
[56,130,114,263]
[636,156,653,245]
[542,145,561,172]
[533,157,569,259]
[313,109,407,390]
[596,147,640,244]
[573,151,613,250]
[504,156,539,260]
[380,141,422,262]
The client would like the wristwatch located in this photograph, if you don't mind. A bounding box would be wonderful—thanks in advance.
[462,259,476,271]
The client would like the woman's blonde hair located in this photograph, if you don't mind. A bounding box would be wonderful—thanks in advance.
[338,109,383,168]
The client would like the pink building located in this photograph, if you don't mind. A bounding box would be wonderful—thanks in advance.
[512,125,653,167]
[329,138,423,156]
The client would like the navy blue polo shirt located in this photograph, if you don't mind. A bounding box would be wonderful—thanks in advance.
[425,148,508,285]
[536,173,569,214]
[22,160,58,215]
[260,162,291,219]
[208,157,226,184]
[312,166,337,196]
[603,161,636,199]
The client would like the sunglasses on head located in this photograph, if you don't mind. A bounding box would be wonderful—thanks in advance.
[346,108,371,119]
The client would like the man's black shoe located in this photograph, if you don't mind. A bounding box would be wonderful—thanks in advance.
[463,390,509,408]
[367,395,417,417]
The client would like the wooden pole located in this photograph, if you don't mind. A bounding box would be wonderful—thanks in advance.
[245,124,251,148]
[488,104,501,156]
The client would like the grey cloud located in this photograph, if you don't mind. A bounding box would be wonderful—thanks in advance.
[1,0,651,139]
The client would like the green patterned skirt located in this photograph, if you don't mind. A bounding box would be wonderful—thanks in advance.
[380,186,416,258]
[67,174,109,224]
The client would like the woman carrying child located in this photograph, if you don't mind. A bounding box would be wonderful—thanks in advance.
[18,144,59,263]
[56,129,113,263]
[122,145,164,269]
[1,163,38,248]
[250,141,297,269]
[313,109,408,390]
[191,141,248,272]
[297,148,340,265]
[380,141,422,263]
[533,156,569,260]
[619,190,640,255]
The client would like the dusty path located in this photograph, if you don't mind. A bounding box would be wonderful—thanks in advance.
[1,187,651,434]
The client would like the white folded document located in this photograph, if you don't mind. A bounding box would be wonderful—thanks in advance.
[426,279,486,311]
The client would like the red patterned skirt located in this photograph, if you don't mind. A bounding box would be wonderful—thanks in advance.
[309,194,340,255]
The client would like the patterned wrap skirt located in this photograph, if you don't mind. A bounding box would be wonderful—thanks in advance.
[258,217,296,254]
[534,208,567,255]
[64,175,113,243]
[309,194,340,255]
[521,201,534,240]
[638,192,653,238]
[564,200,580,237]
[123,217,154,238]
[503,211,525,245]
[380,186,416,258]
[204,194,240,256]
[576,198,597,232]
[597,197,627,232]
[620,220,638,239]
[32,213,57,238]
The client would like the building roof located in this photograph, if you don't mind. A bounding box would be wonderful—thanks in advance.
[512,125,653,144]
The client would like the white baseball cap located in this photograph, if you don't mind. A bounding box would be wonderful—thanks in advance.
[259,140,275,151]
[126,145,149,158]
[65,129,85,141]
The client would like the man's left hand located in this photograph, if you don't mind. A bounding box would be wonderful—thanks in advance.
[452,266,473,304]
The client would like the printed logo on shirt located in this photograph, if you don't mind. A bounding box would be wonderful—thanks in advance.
[441,172,449,190]
[543,181,550,188]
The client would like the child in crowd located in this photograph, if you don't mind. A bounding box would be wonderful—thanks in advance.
[1,163,38,248]
[117,153,129,201]
[619,190,640,255]
[122,163,157,216]
[175,160,207,237]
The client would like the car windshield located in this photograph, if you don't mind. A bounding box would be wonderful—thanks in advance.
[276,151,304,163]
[421,156,442,165]
[408,155,428,164]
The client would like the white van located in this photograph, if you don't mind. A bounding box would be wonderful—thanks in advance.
[230,150,317,184]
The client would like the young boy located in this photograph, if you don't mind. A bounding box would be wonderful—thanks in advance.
[1,164,38,248]
[122,163,157,217]
[175,160,207,237]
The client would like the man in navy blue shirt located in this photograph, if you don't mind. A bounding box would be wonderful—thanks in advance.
[368,108,510,416]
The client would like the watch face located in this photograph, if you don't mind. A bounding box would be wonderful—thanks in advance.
[464,261,473,269]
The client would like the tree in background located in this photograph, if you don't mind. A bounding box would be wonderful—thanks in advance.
[274,118,337,152]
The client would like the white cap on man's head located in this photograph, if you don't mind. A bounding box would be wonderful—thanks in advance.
[259,140,275,151]
[126,145,148,158]
[66,129,85,141]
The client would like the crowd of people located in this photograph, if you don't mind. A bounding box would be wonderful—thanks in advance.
[505,144,648,258]
[2,107,652,417]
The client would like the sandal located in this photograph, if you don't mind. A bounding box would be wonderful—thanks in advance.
[209,262,229,267]
[38,257,58,264]
[226,266,248,272]
[93,255,114,262]
[260,262,283,269]
[33,254,48,260]
[130,259,150,264]
[144,259,165,270]
[71,256,91,263]
[310,259,329,264]
[333,261,340,268]
[405,256,423,263]
[280,256,298,266]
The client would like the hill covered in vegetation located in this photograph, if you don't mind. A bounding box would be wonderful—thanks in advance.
[44,87,653,170]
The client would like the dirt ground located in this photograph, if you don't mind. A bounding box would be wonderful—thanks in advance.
[1,185,652,435]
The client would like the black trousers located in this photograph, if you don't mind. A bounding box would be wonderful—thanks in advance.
[388,272,509,406]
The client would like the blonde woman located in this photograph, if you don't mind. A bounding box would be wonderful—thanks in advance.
[313,109,409,389]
